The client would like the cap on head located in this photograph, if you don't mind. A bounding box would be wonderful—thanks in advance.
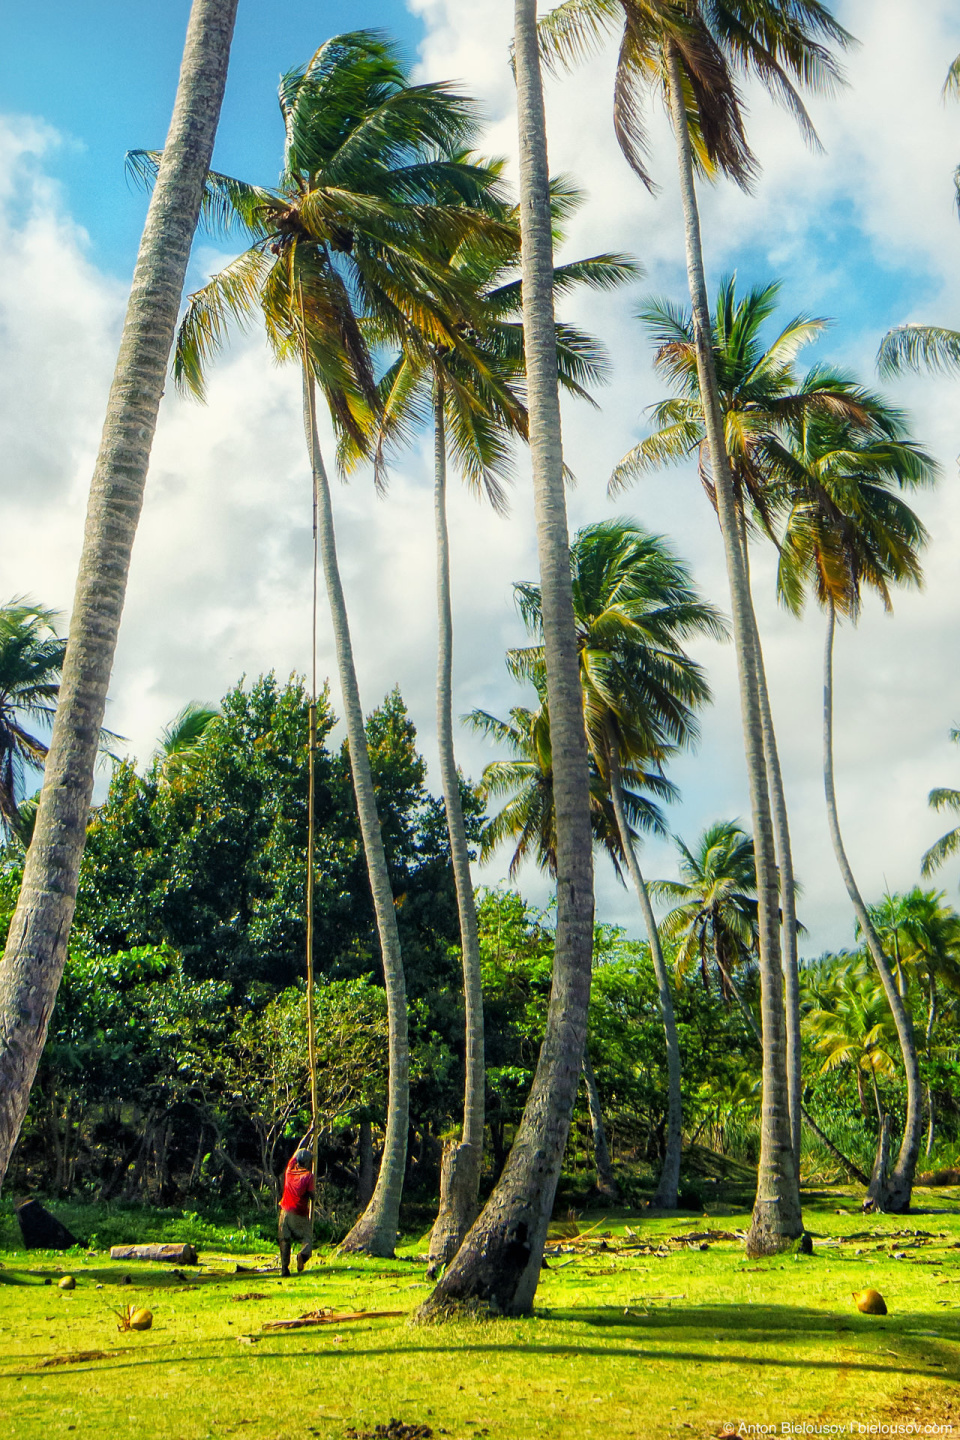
[294,1148,313,1169]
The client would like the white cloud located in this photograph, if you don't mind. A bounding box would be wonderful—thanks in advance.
[3,0,960,954]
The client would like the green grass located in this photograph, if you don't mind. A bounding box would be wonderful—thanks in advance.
[2,1190,960,1439]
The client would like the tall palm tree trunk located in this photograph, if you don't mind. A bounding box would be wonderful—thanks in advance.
[664,40,802,1254]
[427,378,486,1276]
[738,523,802,1167]
[822,597,921,1211]
[581,1052,618,1200]
[0,0,238,1185]
[301,371,410,1258]
[925,971,937,1158]
[418,0,595,1319]
[607,747,681,1208]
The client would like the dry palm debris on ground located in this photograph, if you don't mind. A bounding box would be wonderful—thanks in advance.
[263,1307,406,1330]
[345,1424,433,1439]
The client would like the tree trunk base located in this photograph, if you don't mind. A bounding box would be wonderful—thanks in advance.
[426,1139,481,1279]
[865,1114,892,1213]
[338,1229,396,1259]
[745,1206,809,1258]
[338,1201,398,1259]
[416,1211,539,1320]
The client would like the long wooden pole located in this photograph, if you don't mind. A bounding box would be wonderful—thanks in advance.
[299,283,321,1181]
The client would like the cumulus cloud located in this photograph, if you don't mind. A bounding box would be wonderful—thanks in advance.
[2,0,960,953]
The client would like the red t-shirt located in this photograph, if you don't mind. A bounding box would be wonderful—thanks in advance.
[281,1158,315,1216]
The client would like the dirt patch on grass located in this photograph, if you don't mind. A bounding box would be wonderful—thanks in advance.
[883,1385,960,1429]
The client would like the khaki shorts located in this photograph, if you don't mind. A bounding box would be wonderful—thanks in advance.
[278,1208,313,1256]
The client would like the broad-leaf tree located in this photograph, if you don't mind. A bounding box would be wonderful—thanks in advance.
[0,0,239,1186]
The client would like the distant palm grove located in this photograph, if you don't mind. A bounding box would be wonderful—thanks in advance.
[4,0,960,1323]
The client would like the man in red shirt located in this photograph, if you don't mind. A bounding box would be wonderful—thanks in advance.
[278,1146,315,1277]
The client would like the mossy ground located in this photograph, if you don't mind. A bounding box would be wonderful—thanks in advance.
[1,1190,959,1439]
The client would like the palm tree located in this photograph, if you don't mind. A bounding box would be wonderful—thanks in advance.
[469,674,675,881]
[877,55,960,379]
[509,519,724,1207]
[867,887,960,1156]
[157,33,512,1259]
[921,728,960,882]
[418,0,598,1316]
[538,0,853,1257]
[776,407,937,1210]
[361,190,634,1273]
[155,702,220,785]
[655,821,759,1001]
[802,954,900,1131]
[611,276,869,1164]
[0,603,67,842]
[0,0,238,1186]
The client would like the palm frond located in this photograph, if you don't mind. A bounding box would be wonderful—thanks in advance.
[877,324,960,378]
[174,246,274,399]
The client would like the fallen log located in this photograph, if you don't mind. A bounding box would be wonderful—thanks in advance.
[109,1243,198,1265]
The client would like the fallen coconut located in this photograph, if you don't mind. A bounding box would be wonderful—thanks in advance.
[58,1275,76,1291]
[115,1303,154,1332]
[853,1288,887,1315]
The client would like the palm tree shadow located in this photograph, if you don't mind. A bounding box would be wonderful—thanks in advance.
[10,1301,957,1382]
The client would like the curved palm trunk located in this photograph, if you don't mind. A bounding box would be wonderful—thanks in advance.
[301,373,410,1258]
[738,523,802,1168]
[581,1053,618,1200]
[418,0,595,1318]
[925,971,936,1157]
[664,41,802,1254]
[427,380,486,1275]
[0,0,238,1185]
[607,750,681,1208]
[822,597,921,1211]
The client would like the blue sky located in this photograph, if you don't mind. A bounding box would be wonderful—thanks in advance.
[0,1,423,275]
[3,1,960,952]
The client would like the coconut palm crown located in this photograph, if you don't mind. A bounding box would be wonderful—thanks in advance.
[610,276,872,526]
[468,670,675,881]
[922,728,960,882]
[131,31,515,438]
[0,602,67,840]
[538,0,851,191]
[653,820,759,997]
